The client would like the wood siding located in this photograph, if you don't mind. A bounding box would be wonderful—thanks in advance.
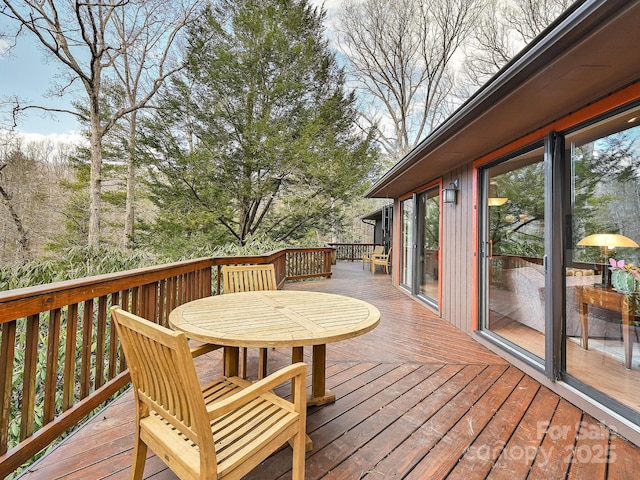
[441,164,475,333]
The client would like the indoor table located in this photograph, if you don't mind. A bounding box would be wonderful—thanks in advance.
[577,285,637,369]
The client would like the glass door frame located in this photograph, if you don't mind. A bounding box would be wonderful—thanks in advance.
[416,185,441,308]
[400,196,415,291]
[399,182,442,309]
[477,138,551,373]
[558,103,640,425]
[475,102,640,429]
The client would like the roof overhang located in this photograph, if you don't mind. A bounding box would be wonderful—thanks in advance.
[366,0,640,198]
[361,203,393,222]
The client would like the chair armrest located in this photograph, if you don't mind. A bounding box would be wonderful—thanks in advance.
[207,362,307,419]
[190,343,222,358]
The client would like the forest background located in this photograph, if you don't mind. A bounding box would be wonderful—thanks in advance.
[0,0,573,288]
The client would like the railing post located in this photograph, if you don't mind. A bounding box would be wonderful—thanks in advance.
[326,250,332,275]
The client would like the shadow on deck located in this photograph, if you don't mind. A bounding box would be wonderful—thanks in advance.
[19,262,640,479]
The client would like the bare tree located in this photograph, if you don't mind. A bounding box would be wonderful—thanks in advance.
[461,0,574,90]
[110,1,197,247]
[0,0,202,247]
[0,161,31,261]
[336,0,484,160]
[0,135,74,264]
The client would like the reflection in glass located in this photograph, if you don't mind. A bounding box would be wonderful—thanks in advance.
[417,188,440,304]
[401,198,414,288]
[483,147,546,360]
[567,109,640,416]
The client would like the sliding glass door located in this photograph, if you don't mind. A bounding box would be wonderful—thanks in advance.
[480,146,546,361]
[565,106,640,418]
[401,198,414,289]
[417,187,440,305]
[400,187,441,307]
[478,103,640,423]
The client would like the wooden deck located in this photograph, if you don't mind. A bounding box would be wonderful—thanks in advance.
[18,262,640,479]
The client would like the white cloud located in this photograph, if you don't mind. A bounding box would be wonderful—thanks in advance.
[0,39,10,57]
[19,131,86,147]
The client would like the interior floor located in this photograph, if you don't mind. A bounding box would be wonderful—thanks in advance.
[490,312,640,413]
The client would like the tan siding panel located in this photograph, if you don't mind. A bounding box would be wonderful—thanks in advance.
[442,164,474,333]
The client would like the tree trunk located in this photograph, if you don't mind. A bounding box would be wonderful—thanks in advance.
[124,110,137,247]
[88,95,103,248]
[0,182,31,262]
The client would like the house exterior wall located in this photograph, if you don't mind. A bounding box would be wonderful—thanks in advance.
[389,83,640,446]
[440,165,475,333]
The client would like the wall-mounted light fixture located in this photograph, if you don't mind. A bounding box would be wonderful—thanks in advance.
[442,178,459,204]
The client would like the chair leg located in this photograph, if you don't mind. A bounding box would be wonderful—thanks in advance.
[130,435,148,480]
[291,431,306,480]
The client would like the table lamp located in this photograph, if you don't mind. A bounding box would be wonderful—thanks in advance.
[577,233,639,288]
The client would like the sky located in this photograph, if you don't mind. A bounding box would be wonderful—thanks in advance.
[0,22,83,140]
[0,0,343,141]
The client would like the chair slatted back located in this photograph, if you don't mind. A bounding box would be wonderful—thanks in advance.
[111,307,214,452]
[222,264,278,293]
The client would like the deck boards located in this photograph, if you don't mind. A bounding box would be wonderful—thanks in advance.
[17,262,640,480]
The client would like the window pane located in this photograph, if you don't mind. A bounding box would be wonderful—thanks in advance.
[417,187,440,304]
[401,198,414,288]
[484,147,546,360]
[567,107,640,416]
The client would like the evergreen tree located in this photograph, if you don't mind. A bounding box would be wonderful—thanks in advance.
[139,0,378,251]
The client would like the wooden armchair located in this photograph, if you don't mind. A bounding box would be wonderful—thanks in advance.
[362,245,384,269]
[221,264,277,378]
[111,306,307,480]
[371,248,392,274]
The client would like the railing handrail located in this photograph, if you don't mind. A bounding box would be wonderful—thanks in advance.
[0,248,334,323]
[0,247,333,478]
[327,243,380,261]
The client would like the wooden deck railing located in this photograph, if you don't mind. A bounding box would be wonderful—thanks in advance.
[327,243,380,262]
[0,247,333,477]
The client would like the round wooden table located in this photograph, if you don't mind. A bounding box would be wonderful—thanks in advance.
[169,290,380,406]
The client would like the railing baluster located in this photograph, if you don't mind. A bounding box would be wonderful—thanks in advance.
[44,308,62,424]
[21,314,40,441]
[109,293,120,380]
[140,283,157,324]
[63,303,78,411]
[80,299,94,400]
[131,286,140,315]
[118,291,128,373]
[95,297,107,389]
[0,320,17,455]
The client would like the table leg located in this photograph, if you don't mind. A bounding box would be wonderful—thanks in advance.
[290,346,313,452]
[622,299,633,369]
[308,344,335,406]
[224,347,240,377]
[291,346,304,399]
[579,301,589,350]
[258,348,268,379]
